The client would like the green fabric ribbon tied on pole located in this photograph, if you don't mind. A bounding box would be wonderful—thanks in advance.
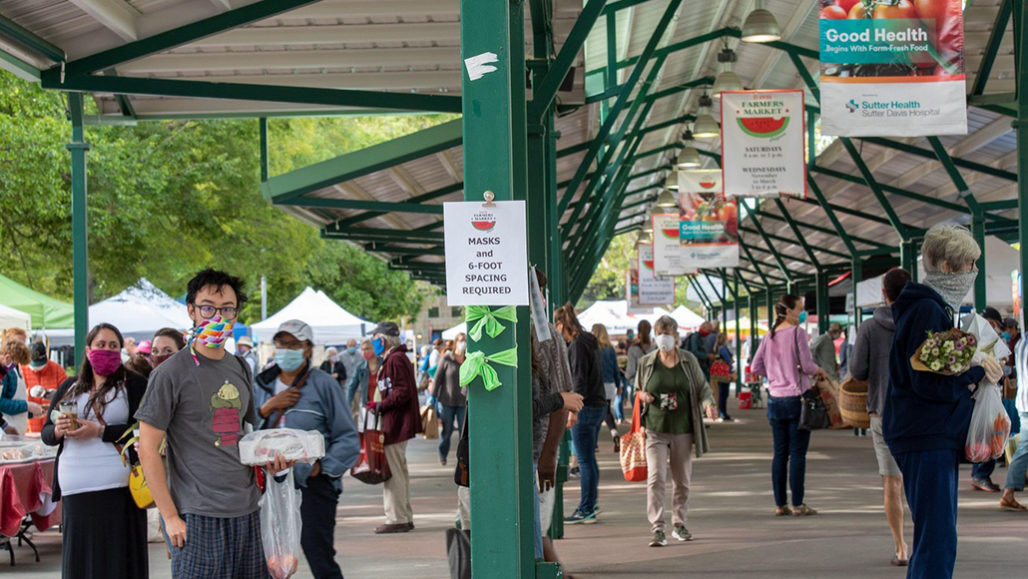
[465,305,517,341]
[459,348,518,391]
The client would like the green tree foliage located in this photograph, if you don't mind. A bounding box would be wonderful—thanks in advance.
[580,232,703,311]
[0,70,444,325]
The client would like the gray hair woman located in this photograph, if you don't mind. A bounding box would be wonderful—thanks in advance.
[883,224,1003,577]
[635,315,715,547]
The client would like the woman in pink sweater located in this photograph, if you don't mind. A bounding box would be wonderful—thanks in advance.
[751,295,826,516]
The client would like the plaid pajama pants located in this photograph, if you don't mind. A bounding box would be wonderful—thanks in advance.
[171,511,269,578]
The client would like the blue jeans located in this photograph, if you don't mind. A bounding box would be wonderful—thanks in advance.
[438,405,466,461]
[971,458,996,481]
[614,383,633,422]
[571,405,605,514]
[767,395,811,508]
[1005,416,1028,491]
[894,448,960,579]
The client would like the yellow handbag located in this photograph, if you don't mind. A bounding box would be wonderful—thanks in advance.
[116,421,155,509]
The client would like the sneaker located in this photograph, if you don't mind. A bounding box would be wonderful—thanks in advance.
[565,509,597,524]
[972,477,1001,492]
[592,504,601,514]
[568,466,580,479]
[649,530,667,547]
[612,436,621,453]
[671,525,693,541]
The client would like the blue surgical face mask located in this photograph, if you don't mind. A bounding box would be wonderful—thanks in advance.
[797,311,808,324]
[372,337,386,356]
[1002,332,1012,341]
[274,348,305,372]
[347,347,357,355]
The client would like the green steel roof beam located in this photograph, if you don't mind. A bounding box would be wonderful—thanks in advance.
[281,197,444,214]
[641,77,716,105]
[972,0,1012,97]
[981,199,1018,211]
[333,182,462,228]
[55,0,321,77]
[810,164,986,217]
[557,0,681,218]
[745,214,793,280]
[0,14,66,62]
[41,73,462,114]
[840,138,909,239]
[926,136,984,212]
[260,119,462,203]
[753,208,891,251]
[772,198,825,265]
[806,176,859,255]
[606,7,618,93]
[619,27,735,69]
[639,114,697,137]
[321,226,444,243]
[363,244,445,256]
[0,48,41,81]
[858,137,1017,182]
[738,239,773,286]
[689,276,715,311]
[739,228,816,268]
[530,0,607,118]
[787,52,819,100]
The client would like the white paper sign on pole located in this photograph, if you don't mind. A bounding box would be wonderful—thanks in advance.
[652,214,695,276]
[720,90,806,198]
[443,201,529,306]
[636,244,674,305]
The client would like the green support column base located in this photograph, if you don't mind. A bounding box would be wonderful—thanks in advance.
[536,562,564,578]
[548,431,571,540]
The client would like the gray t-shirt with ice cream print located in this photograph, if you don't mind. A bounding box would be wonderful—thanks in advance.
[135,347,259,518]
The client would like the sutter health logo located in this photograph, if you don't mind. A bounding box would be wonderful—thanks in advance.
[471,210,496,231]
[846,99,859,113]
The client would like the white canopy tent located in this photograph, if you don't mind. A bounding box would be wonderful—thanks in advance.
[46,278,191,345]
[855,236,1020,311]
[251,287,372,345]
[579,300,694,337]
[442,322,466,340]
[0,303,30,331]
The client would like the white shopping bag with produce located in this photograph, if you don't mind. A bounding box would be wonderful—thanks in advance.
[260,469,303,579]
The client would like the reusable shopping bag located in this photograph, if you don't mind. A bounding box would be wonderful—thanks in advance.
[619,393,647,482]
[350,408,391,484]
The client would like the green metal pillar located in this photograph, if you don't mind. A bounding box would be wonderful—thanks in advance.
[459,0,536,576]
[1017,0,1028,323]
[815,272,830,334]
[733,272,742,394]
[852,258,863,328]
[748,292,758,358]
[259,117,269,182]
[971,210,987,311]
[766,288,776,328]
[67,92,90,367]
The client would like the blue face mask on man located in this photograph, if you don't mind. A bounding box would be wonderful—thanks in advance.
[347,347,357,355]
[274,348,305,372]
[372,337,386,356]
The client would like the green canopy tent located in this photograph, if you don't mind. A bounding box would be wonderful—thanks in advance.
[0,272,74,330]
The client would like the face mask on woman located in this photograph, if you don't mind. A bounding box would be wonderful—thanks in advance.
[150,353,174,368]
[797,311,808,324]
[362,351,375,361]
[655,334,676,353]
[87,349,122,377]
[274,348,305,372]
[455,341,467,354]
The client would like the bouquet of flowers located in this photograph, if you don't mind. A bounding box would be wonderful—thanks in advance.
[910,329,977,375]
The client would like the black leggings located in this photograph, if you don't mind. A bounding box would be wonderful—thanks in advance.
[603,405,618,434]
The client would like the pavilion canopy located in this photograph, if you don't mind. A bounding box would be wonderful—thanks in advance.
[0,304,30,331]
[0,272,74,330]
[251,287,371,344]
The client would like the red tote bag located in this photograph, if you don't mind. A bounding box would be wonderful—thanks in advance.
[619,393,648,482]
[350,409,392,485]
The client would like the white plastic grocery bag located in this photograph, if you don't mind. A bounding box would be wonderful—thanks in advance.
[965,383,1011,463]
[260,469,303,579]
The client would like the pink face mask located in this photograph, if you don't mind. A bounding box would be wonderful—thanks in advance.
[87,349,122,377]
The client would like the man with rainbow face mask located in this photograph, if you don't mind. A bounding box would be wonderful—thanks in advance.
[136,269,290,578]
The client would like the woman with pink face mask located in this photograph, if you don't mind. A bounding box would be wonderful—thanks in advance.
[41,323,149,578]
[149,327,186,370]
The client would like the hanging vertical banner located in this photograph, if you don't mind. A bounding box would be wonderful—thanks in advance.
[720,90,806,198]
[677,173,739,269]
[627,268,674,308]
[819,1,967,137]
[652,213,695,276]
[635,244,675,304]
[638,242,657,279]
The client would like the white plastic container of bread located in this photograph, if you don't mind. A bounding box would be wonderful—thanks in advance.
[238,428,325,466]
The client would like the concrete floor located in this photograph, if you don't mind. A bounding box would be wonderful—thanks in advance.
[9,404,1028,578]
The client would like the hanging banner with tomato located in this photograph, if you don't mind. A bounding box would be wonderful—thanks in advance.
[720,90,806,198]
[819,0,966,136]
[652,213,696,277]
[677,173,740,269]
[635,244,675,305]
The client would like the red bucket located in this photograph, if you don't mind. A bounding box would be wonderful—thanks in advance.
[738,391,752,410]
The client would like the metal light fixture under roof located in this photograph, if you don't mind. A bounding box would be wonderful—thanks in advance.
[676,129,702,168]
[692,93,720,139]
[641,213,654,235]
[655,189,678,208]
[712,46,743,98]
[663,173,679,191]
[741,0,782,43]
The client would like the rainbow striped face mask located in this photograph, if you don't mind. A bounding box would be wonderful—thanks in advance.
[193,315,234,349]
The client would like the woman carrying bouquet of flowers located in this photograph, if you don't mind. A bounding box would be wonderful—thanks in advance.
[883,224,1003,579]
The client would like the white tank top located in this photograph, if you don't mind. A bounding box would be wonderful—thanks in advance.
[57,388,131,496]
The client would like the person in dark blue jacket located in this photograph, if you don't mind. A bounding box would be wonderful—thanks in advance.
[883,224,1003,579]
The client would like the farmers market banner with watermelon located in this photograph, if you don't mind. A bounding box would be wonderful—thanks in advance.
[652,213,695,276]
[636,244,675,305]
[819,0,966,137]
[720,90,806,198]
[677,173,740,269]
